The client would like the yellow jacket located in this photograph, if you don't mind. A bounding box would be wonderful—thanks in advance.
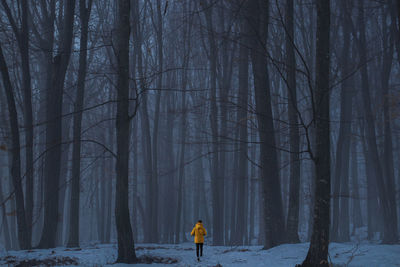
[191,222,207,243]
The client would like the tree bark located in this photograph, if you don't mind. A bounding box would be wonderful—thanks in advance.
[248,0,285,249]
[38,0,76,249]
[114,0,137,262]
[134,0,153,242]
[381,11,398,242]
[148,0,164,243]
[233,12,249,245]
[203,0,223,245]
[67,0,93,248]
[331,0,352,242]
[299,0,331,266]
[350,136,363,231]
[285,0,301,244]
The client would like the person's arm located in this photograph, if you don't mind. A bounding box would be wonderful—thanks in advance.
[203,227,207,236]
[191,227,195,236]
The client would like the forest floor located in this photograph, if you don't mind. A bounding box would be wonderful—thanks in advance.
[0,241,400,267]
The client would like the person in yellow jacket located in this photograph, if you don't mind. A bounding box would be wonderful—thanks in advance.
[191,220,207,262]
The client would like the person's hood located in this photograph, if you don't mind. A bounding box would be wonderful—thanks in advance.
[196,222,203,228]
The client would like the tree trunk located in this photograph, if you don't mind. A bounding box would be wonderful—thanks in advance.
[38,0,76,249]
[67,0,92,248]
[114,0,137,263]
[350,137,363,231]
[203,0,223,245]
[249,127,257,243]
[299,0,331,266]
[331,0,352,242]
[0,157,12,250]
[20,1,34,247]
[285,0,301,244]
[360,121,379,239]
[0,44,29,250]
[234,14,249,245]
[149,0,164,243]
[131,0,153,244]
[174,91,187,245]
[381,11,398,242]
[248,0,285,249]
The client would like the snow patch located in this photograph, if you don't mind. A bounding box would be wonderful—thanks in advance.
[0,242,399,267]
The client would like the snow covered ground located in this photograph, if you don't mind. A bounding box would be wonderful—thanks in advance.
[0,241,399,267]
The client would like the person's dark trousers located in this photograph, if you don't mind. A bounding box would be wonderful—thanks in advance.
[196,243,203,257]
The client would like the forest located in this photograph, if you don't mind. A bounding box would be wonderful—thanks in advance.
[0,0,399,266]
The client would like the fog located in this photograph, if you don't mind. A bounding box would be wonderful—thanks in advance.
[0,0,399,265]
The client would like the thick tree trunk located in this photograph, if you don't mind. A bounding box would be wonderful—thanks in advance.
[34,1,56,243]
[0,44,29,250]
[114,0,137,263]
[248,0,285,249]
[38,0,76,249]
[299,0,331,266]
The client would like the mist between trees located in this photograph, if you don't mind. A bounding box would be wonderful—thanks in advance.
[0,0,399,265]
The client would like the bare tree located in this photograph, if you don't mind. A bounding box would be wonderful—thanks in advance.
[298,0,331,266]
[67,0,93,248]
[247,0,285,249]
[285,0,301,244]
[38,0,76,249]
[114,0,137,263]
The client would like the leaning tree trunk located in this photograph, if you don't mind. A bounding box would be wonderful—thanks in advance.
[38,0,76,249]
[67,0,93,248]
[114,0,137,263]
[298,0,331,266]
[285,0,301,244]
[0,44,29,250]
[248,0,285,249]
